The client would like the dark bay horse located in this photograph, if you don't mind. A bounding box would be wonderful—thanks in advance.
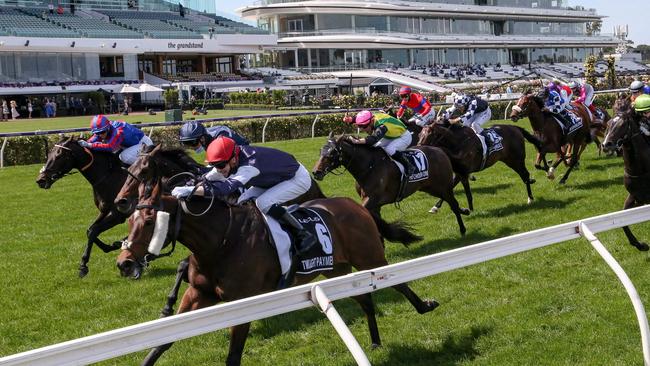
[36,136,204,277]
[603,95,650,251]
[113,144,327,316]
[417,121,540,212]
[312,133,469,236]
[510,91,591,184]
[117,145,438,366]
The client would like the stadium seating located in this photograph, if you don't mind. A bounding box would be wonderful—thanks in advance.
[0,7,79,38]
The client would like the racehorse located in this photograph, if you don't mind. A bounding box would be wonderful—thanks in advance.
[417,120,540,212]
[36,136,203,277]
[602,94,650,251]
[312,133,469,236]
[113,144,327,317]
[117,144,439,366]
[510,91,591,184]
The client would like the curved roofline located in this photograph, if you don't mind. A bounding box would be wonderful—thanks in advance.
[277,34,618,49]
[239,0,603,22]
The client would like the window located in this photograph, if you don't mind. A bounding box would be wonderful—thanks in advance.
[216,57,231,73]
[162,59,176,75]
[138,60,154,74]
[287,19,303,32]
[99,55,124,77]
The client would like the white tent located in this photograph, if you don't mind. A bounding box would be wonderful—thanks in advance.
[119,84,141,93]
[139,83,164,92]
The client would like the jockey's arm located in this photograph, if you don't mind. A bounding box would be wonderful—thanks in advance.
[88,128,124,152]
[459,100,478,122]
[202,166,259,196]
[396,101,407,118]
[418,96,432,116]
[443,105,456,120]
[352,125,387,145]
[575,87,587,103]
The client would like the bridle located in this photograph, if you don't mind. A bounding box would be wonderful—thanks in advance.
[42,143,95,181]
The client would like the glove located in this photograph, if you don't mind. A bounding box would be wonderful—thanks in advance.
[346,135,358,143]
[171,186,194,199]
[78,140,91,148]
[342,115,354,124]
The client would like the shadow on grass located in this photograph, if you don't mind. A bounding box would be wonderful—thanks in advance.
[472,196,582,219]
[376,325,492,366]
[410,226,518,255]
[571,176,622,191]
[583,158,623,171]
[145,266,183,278]
[467,182,513,195]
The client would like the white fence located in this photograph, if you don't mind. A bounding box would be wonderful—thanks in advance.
[2,205,650,366]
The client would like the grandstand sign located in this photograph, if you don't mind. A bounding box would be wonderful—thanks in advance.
[167,41,204,50]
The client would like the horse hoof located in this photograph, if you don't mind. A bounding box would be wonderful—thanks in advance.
[419,300,440,314]
[559,180,566,185]
[460,208,471,215]
[534,164,544,171]
[371,343,382,350]
[111,241,123,251]
[529,178,536,184]
[527,197,534,205]
[428,206,439,214]
[79,266,89,278]
[637,243,649,252]
[469,175,477,181]
[160,308,173,318]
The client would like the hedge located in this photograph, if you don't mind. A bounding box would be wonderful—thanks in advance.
[4,92,620,167]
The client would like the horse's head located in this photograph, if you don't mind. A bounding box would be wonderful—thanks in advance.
[115,144,198,214]
[312,132,345,181]
[603,95,637,153]
[36,136,92,189]
[116,161,173,279]
[510,90,539,122]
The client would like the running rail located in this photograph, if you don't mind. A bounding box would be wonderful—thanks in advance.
[1,205,649,366]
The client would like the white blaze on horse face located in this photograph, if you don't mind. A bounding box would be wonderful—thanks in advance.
[511,105,522,113]
[148,211,170,255]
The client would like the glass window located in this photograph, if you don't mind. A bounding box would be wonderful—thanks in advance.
[318,14,351,30]
[0,53,16,81]
[216,57,231,73]
[355,15,387,32]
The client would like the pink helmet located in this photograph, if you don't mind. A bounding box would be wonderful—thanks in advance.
[399,86,412,97]
[354,110,374,127]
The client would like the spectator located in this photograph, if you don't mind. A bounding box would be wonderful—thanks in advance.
[1,100,8,121]
[123,99,129,115]
[51,99,57,117]
[110,95,117,114]
[56,4,63,14]
[10,100,19,120]
[48,2,54,14]
[44,99,54,118]
[27,100,33,119]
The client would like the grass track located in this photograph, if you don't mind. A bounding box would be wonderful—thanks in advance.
[1,119,649,365]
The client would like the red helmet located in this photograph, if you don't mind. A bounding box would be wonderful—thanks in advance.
[205,136,240,165]
[90,115,111,134]
[399,86,412,97]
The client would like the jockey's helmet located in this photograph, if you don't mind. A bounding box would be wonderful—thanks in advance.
[634,94,650,113]
[644,85,650,95]
[354,110,374,127]
[90,115,111,134]
[629,80,644,93]
[398,86,412,98]
[205,136,240,166]
[454,94,470,106]
[568,81,579,90]
[546,81,557,91]
[179,121,207,143]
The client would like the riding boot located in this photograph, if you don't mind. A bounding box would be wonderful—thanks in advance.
[392,151,415,201]
[267,204,317,256]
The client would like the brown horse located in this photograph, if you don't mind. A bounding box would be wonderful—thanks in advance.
[36,138,205,278]
[312,133,469,236]
[510,91,591,184]
[603,94,650,251]
[418,121,540,212]
[117,145,439,366]
[113,144,327,316]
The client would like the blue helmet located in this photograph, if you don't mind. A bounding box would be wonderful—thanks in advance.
[90,115,111,134]
[179,121,207,142]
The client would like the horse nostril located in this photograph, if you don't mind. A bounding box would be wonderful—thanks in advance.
[117,259,133,275]
[115,198,131,213]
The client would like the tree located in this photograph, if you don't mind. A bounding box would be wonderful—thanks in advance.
[163,89,179,109]
[604,56,617,89]
[584,55,597,87]
[586,20,602,36]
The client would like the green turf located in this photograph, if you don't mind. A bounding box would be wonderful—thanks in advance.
[0,109,323,134]
[0,119,648,366]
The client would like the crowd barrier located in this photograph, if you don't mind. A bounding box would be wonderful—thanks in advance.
[1,205,649,366]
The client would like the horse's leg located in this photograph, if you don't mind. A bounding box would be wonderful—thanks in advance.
[503,157,535,204]
[160,257,190,317]
[142,286,217,366]
[392,283,439,314]
[80,211,110,277]
[558,142,581,184]
[534,151,544,170]
[439,189,468,235]
[430,174,465,214]
[226,323,252,366]
[351,293,381,348]
[459,175,473,211]
[621,195,650,251]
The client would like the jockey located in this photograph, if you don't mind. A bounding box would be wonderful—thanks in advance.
[542,82,573,131]
[346,110,416,175]
[629,80,645,102]
[396,86,434,126]
[78,115,153,165]
[559,80,573,110]
[171,136,316,285]
[179,121,249,153]
[443,93,492,134]
[571,80,596,119]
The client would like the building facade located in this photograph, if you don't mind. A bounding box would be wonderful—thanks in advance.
[240,0,619,69]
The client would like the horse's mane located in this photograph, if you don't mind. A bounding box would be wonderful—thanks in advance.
[614,94,634,120]
[146,145,205,174]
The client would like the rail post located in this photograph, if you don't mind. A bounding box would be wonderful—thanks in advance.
[578,222,650,366]
[311,285,370,366]
[0,137,7,169]
[311,115,320,138]
[504,100,513,120]
[262,117,271,143]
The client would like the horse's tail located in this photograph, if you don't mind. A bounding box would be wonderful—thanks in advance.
[369,210,422,246]
[514,126,542,151]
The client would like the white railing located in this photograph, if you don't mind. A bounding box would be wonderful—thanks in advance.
[1,205,650,366]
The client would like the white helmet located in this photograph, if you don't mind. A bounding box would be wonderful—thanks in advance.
[568,81,580,90]
[630,80,645,92]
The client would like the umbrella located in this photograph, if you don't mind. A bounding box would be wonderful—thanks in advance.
[139,83,164,92]
[119,84,141,93]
